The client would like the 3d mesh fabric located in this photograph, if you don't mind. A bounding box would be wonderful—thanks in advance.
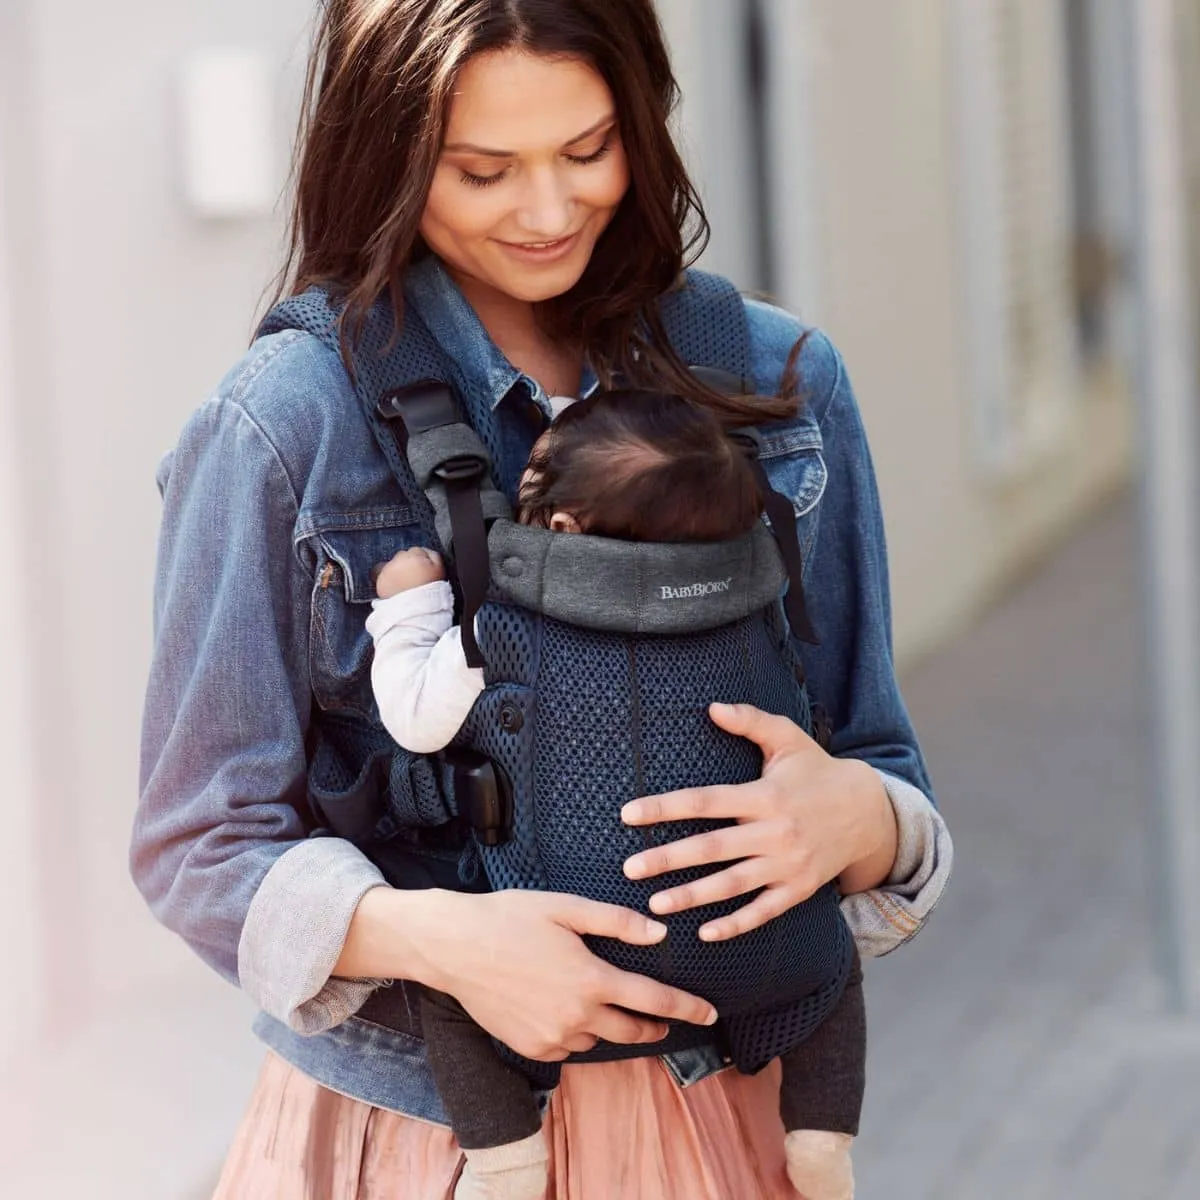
[475,606,853,1074]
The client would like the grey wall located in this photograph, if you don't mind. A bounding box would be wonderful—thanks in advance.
[1,1,309,1190]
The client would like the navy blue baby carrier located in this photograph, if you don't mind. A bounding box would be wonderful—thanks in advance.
[260,270,855,1082]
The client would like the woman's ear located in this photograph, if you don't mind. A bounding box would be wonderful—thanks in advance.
[549,511,582,533]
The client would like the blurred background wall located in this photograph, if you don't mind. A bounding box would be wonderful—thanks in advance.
[0,1,1181,1196]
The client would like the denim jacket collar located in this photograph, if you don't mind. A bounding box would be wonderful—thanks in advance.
[403,255,599,421]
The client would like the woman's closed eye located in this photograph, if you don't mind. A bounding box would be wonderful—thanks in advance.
[457,134,617,188]
[564,135,615,167]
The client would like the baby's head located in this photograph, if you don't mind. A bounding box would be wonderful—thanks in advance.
[517,390,763,542]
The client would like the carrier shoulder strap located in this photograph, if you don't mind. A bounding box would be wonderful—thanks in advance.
[657,269,754,390]
[257,289,454,521]
[376,381,510,669]
[662,277,818,645]
[258,292,509,669]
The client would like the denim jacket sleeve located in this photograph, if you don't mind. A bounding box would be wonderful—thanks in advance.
[132,341,387,1028]
[746,299,952,954]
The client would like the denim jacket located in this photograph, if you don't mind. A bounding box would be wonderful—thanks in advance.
[132,257,952,1121]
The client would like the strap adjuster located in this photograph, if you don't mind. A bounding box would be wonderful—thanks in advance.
[728,429,762,458]
[435,454,488,484]
[376,380,459,435]
[440,746,512,846]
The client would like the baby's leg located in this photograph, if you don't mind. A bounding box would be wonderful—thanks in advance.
[778,949,865,1199]
[420,988,549,1200]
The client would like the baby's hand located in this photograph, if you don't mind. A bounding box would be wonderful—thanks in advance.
[372,547,445,598]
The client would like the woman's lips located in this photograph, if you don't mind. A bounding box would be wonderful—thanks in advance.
[495,230,581,264]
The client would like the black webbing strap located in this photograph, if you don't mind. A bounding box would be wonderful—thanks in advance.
[749,456,818,645]
[375,381,491,669]
[697,363,819,646]
[438,460,490,669]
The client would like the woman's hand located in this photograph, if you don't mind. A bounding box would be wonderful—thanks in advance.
[339,886,718,1062]
[620,702,898,941]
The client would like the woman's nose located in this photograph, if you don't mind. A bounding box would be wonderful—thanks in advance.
[514,166,573,238]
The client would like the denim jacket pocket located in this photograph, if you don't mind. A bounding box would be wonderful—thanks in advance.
[758,424,827,565]
[299,505,430,720]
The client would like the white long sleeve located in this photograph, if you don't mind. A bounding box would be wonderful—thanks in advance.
[365,580,485,753]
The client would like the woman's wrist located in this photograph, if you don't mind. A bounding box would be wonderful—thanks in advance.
[835,758,899,895]
[332,884,471,989]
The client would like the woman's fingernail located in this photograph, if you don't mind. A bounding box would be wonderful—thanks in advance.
[649,893,672,914]
[622,802,642,823]
[704,1007,719,1025]
[624,857,646,879]
[645,919,667,940]
[699,924,720,942]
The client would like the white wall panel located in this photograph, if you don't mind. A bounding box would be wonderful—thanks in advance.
[656,0,761,288]
[0,0,43,1071]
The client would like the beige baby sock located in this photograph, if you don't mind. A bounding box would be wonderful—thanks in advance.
[454,1129,550,1200]
[784,1129,855,1200]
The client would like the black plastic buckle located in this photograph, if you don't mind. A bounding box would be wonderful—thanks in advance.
[434,454,488,484]
[728,429,762,459]
[376,380,459,436]
[440,746,512,846]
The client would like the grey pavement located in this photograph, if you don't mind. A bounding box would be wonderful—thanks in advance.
[854,497,1200,1199]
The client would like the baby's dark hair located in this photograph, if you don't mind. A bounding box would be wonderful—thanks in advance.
[517,390,764,542]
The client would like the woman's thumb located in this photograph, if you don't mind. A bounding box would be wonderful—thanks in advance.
[708,702,810,757]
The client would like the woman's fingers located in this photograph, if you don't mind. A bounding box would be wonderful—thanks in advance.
[706,701,815,759]
[621,781,763,828]
[551,894,668,944]
[595,962,718,1028]
[539,1014,668,1061]
[645,856,774,915]
[561,1032,602,1054]
[623,819,774,883]
[441,891,719,1062]
[584,1008,670,1047]
[696,887,798,942]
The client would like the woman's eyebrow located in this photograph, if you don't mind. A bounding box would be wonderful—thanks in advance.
[442,113,616,158]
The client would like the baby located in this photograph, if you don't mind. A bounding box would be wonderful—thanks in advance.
[367,390,863,1200]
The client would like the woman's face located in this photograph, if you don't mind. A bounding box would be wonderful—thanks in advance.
[421,49,630,310]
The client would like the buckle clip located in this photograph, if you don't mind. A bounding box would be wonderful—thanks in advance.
[434,454,488,484]
[440,746,512,846]
[376,380,459,435]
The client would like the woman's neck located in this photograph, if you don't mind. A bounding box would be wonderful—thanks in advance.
[449,266,583,399]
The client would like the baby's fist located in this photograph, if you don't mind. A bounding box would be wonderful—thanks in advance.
[372,547,445,597]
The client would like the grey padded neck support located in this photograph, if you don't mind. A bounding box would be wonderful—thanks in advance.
[488,520,787,635]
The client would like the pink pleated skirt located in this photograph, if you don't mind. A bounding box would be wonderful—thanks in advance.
[213,1051,797,1199]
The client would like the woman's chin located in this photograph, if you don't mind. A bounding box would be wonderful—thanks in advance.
[504,272,585,304]
[485,253,592,303]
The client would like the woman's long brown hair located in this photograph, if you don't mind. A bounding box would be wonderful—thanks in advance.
[270,0,802,425]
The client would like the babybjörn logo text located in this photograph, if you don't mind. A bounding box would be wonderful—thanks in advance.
[659,577,734,601]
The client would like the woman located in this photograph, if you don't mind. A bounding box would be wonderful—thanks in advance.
[132,1,952,1196]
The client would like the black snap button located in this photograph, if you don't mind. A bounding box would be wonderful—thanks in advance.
[498,701,524,733]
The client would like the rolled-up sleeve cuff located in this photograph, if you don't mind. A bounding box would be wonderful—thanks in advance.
[238,837,390,1034]
[841,771,953,958]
